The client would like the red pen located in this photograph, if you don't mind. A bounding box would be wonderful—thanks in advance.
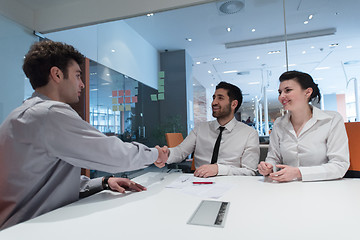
[192,182,214,184]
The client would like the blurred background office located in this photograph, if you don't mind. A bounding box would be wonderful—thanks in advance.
[1,0,360,176]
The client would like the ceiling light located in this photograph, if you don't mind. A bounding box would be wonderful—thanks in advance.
[90,89,98,91]
[213,57,220,61]
[252,28,256,32]
[310,46,315,49]
[111,49,115,52]
[106,73,110,76]
[227,27,232,32]
[211,84,214,87]
[315,67,330,70]
[268,50,281,54]
[248,82,260,85]
[146,13,154,17]
[304,21,309,24]
[185,38,192,42]
[256,56,260,59]
[223,70,238,73]
[308,14,313,20]
[101,83,110,85]
[302,51,306,54]
[218,0,245,14]
[193,83,196,86]
[208,70,212,74]
[196,61,201,64]
[346,46,353,48]
[225,28,336,48]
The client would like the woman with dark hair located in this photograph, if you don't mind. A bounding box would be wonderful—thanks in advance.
[258,71,349,182]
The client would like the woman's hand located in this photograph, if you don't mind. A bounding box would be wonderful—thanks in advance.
[258,162,273,176]
[269,165,301,182]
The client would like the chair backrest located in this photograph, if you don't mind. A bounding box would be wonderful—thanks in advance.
[344,122,360,171]
[165,133,184,148]
[165,133,196,171]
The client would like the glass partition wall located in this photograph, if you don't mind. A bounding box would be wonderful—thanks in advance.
[44,0,360,177]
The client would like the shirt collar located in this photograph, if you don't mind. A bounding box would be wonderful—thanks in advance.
[31,91,51,101]
[281,106,332,135]
[213,117,237,132]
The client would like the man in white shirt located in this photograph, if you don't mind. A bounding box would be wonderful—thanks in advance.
[0,41,168,230]
[164,82,260,178]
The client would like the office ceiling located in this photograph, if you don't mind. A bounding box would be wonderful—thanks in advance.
[124,0,360,112]
[8,0,360,114]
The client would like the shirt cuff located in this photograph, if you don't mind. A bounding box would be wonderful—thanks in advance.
[166,148,177,164]
[217,164,229,176]
[149,147,159,164]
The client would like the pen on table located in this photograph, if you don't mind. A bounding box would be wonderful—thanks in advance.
[192,182,214,184]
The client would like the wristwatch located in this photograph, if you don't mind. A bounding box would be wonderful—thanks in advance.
[102,175,114,190]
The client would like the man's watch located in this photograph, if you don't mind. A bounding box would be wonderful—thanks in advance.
[102,175,114,190]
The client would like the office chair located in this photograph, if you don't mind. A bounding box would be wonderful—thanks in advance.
[344,122,360,178]
[165,133,195,172]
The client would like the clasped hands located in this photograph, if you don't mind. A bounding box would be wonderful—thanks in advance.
[258,162,301,182]
[154,145,169,168]
[154,146,218,178]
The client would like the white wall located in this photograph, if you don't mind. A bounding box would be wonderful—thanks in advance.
[45,21,159,89]
[0,14,37,123]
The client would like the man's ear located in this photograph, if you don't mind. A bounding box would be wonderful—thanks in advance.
[231,100,238,111]
[50,66,62,83]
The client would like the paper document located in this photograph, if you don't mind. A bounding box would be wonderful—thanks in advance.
[166,175,233,199]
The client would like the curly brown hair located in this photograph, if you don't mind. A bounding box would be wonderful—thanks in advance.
[23,41,85,89]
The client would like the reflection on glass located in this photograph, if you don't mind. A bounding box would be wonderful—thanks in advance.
[89,59,155,143]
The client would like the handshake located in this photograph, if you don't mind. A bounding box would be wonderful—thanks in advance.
[154,146,170,168]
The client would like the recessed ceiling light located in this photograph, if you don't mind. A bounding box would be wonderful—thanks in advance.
[283,64,296,67]
[208,70,212,74]
[213,57,220,61]
[106,73,110,76]
[248,82,260,85]
[193,83,196,86]
[315,67,330,70]
[310,46,315,49]
[308,14,313,20]
[111,49,115,53]
[185,38,192,42]
[251,28,256,32]
[223,70,238,74]
[101,82,110,85]
[256,56,260,59]
[268,50,281,54]
[146,13,154,17]
[302,51,306,54]
[227,27,232,32]
[90,89,98,91]
[304,21,309,24]
[196,61,201,64]
[211,84,214,87]
[346,46,353,48]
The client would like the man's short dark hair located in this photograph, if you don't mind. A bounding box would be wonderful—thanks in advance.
[216,81,243,113]
[23,41,85,90]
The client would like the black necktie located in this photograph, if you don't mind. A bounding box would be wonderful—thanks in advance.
[211,126,225,164]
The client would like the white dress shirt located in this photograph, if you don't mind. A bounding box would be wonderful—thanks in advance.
[265,106,350,181]
[167,117,260,176]
[0,92,158,229]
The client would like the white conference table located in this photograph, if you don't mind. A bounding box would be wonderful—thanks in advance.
[1,172,360,240]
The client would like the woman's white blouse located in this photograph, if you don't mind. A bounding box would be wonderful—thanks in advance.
[265,106,350,181]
